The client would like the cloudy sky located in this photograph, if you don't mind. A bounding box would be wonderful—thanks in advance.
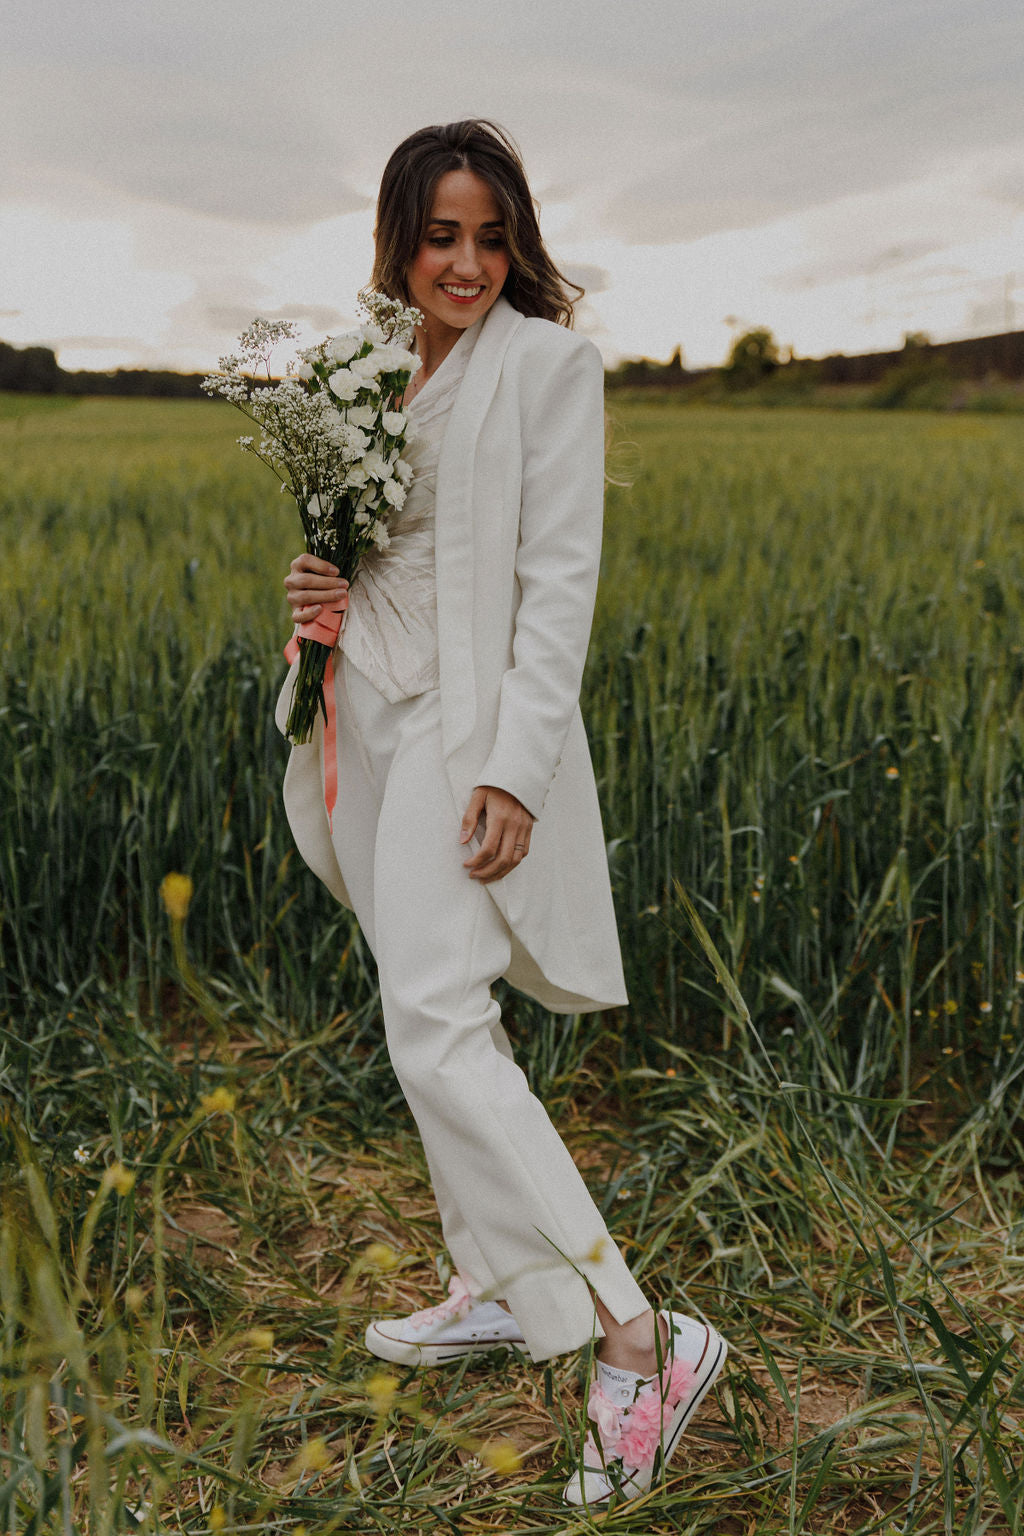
[3,0,1023,372]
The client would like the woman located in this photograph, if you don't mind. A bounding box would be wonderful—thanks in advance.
[277,119,726,1506]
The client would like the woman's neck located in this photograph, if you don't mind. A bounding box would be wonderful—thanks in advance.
[407,317,463,401]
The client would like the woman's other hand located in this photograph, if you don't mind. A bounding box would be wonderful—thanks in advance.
[460,785,535,882]
[284,553,349,624]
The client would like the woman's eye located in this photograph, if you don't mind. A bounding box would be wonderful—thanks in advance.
[482,237,506,250]
[428,236,454,247]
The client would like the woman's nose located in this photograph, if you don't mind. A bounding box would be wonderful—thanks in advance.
[450,240,481,276]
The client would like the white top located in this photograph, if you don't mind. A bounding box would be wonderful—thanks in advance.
[341,320,482,703]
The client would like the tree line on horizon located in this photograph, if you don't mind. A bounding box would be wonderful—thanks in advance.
[607,325,1024,407]
[2,325,1024,405]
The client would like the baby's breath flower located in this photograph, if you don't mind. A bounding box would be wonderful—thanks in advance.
[200,1087,236,1116]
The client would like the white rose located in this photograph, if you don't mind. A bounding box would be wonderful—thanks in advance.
[327,368,360,401]
[373,344,418,374]
[382,477,406,509]
[354,509,371,525]
[394,459,414,487]
[345,465,369,489]
[361,450,390,481]
[306,494,325,519]
[346,404,377,430]
[328,333,360,364]
[371,519,391,550]
[381,410,407,435]
[295,361,315,380]
[350,353,382,381]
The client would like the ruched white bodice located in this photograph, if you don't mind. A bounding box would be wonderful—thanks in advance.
[341,320,481,702]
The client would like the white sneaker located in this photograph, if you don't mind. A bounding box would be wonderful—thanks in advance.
[365,1276,527,1367]
[563,1310,728,1507]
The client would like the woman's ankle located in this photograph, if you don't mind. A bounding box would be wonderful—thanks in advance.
[595,1308,669,1375]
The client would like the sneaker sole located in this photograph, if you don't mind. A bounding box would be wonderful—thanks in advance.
[364,1323,525,1368]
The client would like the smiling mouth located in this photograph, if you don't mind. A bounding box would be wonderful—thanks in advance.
[440,284,485,301]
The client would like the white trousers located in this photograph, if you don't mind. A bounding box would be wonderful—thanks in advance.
[318,657,650,1361]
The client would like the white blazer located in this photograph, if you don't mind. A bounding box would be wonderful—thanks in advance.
[278,296,628,1013]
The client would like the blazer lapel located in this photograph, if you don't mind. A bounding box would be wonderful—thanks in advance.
[434,296,524,758]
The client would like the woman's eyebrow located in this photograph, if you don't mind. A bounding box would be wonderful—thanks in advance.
[427,217,505,229]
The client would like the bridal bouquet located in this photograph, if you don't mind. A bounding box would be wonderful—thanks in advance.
[202,289,422,743]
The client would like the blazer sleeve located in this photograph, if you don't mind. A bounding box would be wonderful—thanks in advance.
[475,332,605,817]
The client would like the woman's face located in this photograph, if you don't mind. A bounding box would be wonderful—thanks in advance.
[406,168,511,344]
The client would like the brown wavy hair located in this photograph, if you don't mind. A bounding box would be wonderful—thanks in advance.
[371,119,581,328]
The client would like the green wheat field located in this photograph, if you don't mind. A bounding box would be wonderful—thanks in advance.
[2,391,1023,1533]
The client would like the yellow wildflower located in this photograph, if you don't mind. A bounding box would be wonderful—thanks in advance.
[479,1440,522,1474]
[885,765,900,780]
[365,1242,398,1270]
[102,1163,135,1198]
[979,1001,992,1014]
[124,1286,145,1313]
[209,1507,226,1533]
[366,1372,398,1415]
[248,1328,274,1351]
[160,872,194,922]
[293,1436,331,1473]
[200,1087,236,1116]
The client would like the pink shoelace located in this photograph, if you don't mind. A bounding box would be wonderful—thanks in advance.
[406,1275,473,1333]
[583,1357,696,1476]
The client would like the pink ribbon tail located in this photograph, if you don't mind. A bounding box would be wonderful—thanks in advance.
[283,606,345,830]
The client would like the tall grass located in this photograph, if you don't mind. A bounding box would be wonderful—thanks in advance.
[2,393,1022,1531]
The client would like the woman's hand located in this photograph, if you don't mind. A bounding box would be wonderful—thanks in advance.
[460,785,535,883]
[284,553,349,624]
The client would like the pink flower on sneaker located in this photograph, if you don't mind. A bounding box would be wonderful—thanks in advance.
[407,1275,472,1332]
[584,1358,696,1476]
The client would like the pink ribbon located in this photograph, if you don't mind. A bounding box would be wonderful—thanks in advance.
[284,605,345,829]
